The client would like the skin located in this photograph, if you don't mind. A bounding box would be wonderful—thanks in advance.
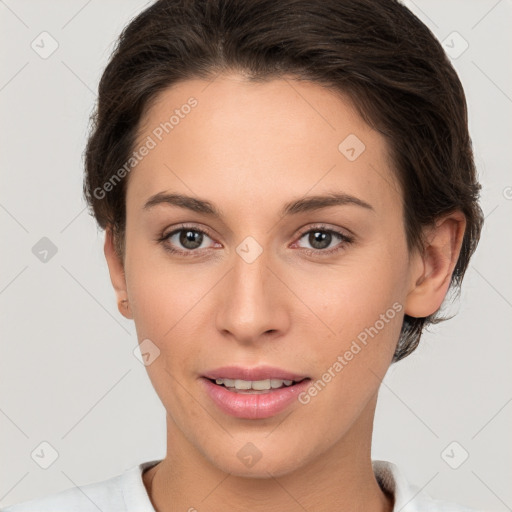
[104,73,466,512]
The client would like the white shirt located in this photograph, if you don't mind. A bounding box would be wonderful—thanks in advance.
[1,459,479,511]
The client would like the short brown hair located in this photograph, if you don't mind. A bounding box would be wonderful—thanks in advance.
[83,0,484,362]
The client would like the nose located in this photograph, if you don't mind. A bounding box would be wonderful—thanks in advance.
[215,246,290,346]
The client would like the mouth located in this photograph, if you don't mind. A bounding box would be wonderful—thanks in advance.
[199,366,312,419]
[204,376,310,394]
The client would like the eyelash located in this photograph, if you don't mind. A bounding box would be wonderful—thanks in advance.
[157,223,354,258]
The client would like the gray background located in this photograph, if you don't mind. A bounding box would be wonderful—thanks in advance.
[1,0,511,509]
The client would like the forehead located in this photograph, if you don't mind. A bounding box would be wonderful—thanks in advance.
[127,74,400,216]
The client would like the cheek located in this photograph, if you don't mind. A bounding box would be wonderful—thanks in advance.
[124,237,208,336]
[124,244,222,390]
[124,252,205,407]
[299,249,407,339]
[294,266,405,427]
[295,244,408,400]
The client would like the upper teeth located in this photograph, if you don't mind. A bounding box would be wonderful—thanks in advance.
[215,378,294,390]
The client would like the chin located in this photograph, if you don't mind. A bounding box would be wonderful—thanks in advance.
[200,433,317,479]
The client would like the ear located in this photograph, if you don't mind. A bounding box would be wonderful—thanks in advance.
[104,227,133,319]
[404,211,466,318]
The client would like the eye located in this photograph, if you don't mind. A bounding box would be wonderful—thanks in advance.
[157,223,354,258]
[158,224,219,256]
[293,225,354,255]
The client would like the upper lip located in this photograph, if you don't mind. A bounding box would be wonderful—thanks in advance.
[203,365,309,382]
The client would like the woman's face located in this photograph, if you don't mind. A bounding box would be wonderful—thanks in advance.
[113,74,423,477]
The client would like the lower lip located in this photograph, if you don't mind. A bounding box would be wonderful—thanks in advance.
[200,377,311,419]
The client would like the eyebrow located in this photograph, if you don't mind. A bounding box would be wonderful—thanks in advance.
[143,191,374,217]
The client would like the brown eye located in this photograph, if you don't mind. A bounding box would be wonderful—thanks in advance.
[159,225,217,255]
[176,229,204,250]
[295,225,354,256]
[307,230,334,250]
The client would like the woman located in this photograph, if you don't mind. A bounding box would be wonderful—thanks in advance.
[3,0,484,510]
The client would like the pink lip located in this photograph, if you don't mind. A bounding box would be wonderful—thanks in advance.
[203,365,308,381]
[200,376,311,420]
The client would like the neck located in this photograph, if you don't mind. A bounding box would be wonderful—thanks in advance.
[143,394,394,512]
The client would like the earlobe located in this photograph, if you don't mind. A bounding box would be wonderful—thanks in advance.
[104,227,133,320]
[404,212,466,319]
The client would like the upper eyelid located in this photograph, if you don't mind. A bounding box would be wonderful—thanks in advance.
[164,223,215,240]
[296,224,352,238]
[164,223,349,236]
[163,223,353,247]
